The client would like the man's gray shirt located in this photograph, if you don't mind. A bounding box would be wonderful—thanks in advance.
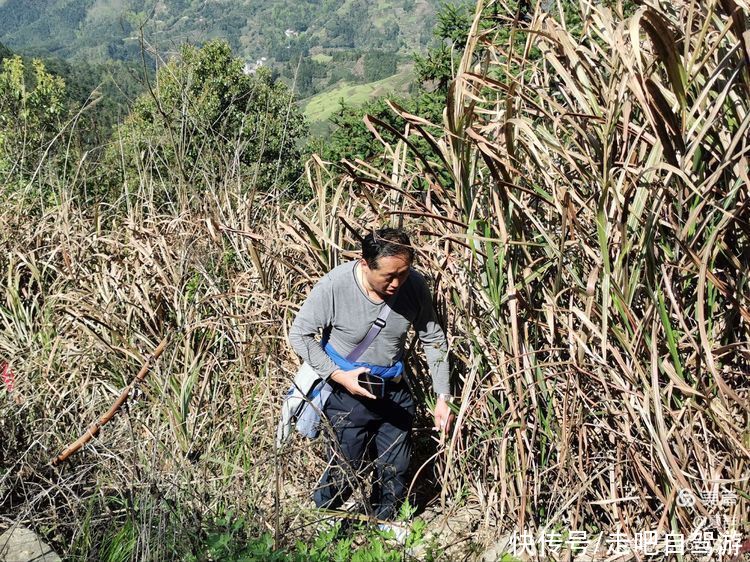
[289,260,450,394]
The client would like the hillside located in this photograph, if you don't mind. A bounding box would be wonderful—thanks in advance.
[1,0,748,559]
[0,0,440,99]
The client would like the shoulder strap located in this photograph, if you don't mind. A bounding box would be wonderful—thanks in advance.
[345,294,398,362]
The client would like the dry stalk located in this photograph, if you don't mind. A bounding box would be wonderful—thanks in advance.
[51,334,170,466]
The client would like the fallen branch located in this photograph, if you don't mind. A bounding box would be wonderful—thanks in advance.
[51,335,170,466]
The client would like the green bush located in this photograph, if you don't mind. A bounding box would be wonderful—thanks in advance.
[108,40,308,206]
[0,56,66,181]
[189,513,436,562]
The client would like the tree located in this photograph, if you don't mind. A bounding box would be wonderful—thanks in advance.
[113,40,308,203]
[362,50,398,82]
[413,2,473,92]
[0,42,11,62]
[0,56,66,180]
[318,94,445,166]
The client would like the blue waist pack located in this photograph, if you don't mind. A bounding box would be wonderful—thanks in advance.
[323,343,403,379]
[282,347,402,442]
[276,291,400,447]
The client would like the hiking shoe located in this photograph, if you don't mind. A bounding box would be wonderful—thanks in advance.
[317,517,351,540]
[377,522,409,544]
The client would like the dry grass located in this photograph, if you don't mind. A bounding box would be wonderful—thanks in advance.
[0,0,748,560]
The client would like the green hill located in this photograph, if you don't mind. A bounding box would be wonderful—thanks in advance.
[303,66,413,132]
[0,0,440,99]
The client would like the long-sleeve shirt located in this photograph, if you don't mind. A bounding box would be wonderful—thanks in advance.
[288,260,450,394]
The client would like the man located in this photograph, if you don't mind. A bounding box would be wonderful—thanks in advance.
[288,227,452,521]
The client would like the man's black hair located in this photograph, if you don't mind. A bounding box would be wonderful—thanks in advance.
[362,228,414,269]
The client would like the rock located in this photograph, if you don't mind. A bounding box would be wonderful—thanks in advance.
[479,535,514,561]
[0,526,61,562]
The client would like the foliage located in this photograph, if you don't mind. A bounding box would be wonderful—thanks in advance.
[414,1,638,95]
[302,69,413,131]
[0,56,66,181]
[189,515,432,562]
[0,0,443,99]
[41,56,148,146]
[334,0,750,540]
[0,2,747,562]
[317,95,443,164]
[0,42,146,152]
[362,51,399,83]
[112,40,307,206]
[309,1,478,168]
[414,1,474,92]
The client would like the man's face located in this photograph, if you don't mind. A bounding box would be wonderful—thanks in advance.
[360,254,411,299]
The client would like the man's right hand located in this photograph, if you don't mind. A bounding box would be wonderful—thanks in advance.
[330,367,377,399]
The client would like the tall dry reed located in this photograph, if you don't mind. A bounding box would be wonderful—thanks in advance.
[1,0,748,559]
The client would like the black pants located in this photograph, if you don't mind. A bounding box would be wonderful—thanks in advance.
[313,379,415,521]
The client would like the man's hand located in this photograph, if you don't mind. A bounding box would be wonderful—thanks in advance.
[330,367,377,399]
[434,395,454,434]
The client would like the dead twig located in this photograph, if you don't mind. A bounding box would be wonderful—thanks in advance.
[51,334,170,466]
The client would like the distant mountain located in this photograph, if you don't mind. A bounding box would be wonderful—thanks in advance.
[0,0,440,74]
